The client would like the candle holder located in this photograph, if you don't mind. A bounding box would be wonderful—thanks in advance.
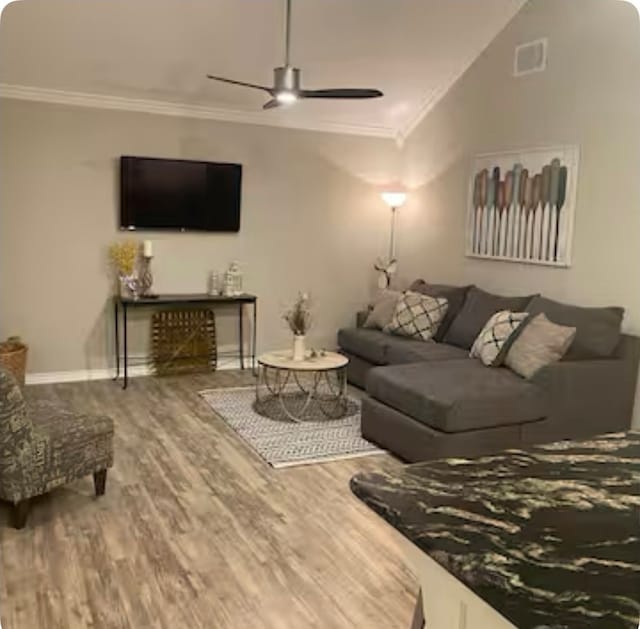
[139,255,154,297]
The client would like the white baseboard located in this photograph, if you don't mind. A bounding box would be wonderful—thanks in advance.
[25,357,244,385]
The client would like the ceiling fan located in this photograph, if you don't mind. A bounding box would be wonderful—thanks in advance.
[206,0,383,110]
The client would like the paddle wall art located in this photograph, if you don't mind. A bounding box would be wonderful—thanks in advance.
[466,146,579,267]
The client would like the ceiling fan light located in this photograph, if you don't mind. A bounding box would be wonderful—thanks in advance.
[275,90,298,104]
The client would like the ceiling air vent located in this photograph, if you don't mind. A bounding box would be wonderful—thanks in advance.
[514,38,547,77]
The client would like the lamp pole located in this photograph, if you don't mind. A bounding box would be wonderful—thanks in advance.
[375,191,407,289]
[389,205,398,261]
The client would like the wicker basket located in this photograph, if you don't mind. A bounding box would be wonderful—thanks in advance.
[151,309,217,376]
[0,337,28,386]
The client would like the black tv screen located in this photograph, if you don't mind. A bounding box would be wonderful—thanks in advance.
[120,156,242,232]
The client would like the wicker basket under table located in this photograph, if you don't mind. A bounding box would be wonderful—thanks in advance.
[151,309,217,376]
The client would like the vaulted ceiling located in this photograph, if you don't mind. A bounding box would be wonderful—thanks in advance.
[0,0,526,141]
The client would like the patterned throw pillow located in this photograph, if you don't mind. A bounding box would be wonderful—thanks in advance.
[384,291,448,341]
[470,310,529,366]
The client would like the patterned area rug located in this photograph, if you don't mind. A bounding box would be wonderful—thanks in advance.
[199,386,384,468]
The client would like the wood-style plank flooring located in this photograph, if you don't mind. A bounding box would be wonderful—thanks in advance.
[0,371,416,628]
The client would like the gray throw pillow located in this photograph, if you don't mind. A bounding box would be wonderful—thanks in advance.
[505,313,577,379]
[444,287,537,350]
[526,296,624,359]
[363,290,402,330]
[409,280,474,341]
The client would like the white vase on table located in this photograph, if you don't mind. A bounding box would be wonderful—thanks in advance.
[292,335,306,361]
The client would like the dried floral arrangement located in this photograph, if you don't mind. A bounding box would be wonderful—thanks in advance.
[283,292,312,336]
[108,241,139,276]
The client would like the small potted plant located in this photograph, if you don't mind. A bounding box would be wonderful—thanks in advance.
[283,293,312,361]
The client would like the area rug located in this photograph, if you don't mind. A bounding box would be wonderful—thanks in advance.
[199,386,384,468]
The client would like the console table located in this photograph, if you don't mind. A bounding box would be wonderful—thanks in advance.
[113,293,257,389]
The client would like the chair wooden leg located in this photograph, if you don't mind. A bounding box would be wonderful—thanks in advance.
[11,500,30,529]
[93,469,107,496]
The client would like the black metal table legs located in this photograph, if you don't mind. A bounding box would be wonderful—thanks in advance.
[113,301,129,389]
[113,300,120,381]
[113,300,128,389]
[239,303,245,370]
[113,296,257,388]
[239,301,258,373]
[252,300,257,374]
[123,304,128,389]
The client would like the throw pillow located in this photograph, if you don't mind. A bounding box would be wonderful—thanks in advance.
[526,296,623,360]
[444,287,537,350]
[363,289,402,330]
[505,313,577,379]
[470,310,530,366]
[409,280,474,341]
[384,291,448,341]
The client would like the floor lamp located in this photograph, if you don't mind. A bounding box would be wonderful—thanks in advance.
[375,191,407,289]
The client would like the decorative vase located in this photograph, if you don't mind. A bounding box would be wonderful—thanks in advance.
[224,261,243,296]
[208,271,220,296]
[119,274,141,300]
[292,335,306,362]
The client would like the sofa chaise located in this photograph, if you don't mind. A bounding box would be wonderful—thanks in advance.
[338,283,640,462]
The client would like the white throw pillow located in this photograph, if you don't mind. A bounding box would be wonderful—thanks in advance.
[363,289,402,330]
[505,313,577,379]
[383,291,448,341]
[470,310,529,366]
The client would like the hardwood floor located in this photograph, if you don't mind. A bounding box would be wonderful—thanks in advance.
[0,371,417,628]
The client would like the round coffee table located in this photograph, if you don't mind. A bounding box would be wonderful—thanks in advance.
[255,350,349,422]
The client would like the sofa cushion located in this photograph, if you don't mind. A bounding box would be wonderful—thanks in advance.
[444,287,536,350]
[363,289,402,330]
[410,281,473,341]
[338,328,469,366]
[366,360,548,433]
[526,296,624,359]
[338,328,389,365]
[385,337,469,365]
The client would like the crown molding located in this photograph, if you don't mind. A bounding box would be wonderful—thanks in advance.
[395,82,451,147]
[395,54,480,146]
[0,83,397,140]
[395,2,526,146]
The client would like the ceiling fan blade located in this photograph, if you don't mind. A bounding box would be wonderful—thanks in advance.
[263,99,281,110]
[206,75,273,93]
[300,88,383,99]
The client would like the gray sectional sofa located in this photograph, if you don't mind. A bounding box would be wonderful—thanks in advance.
[338,283,640,462]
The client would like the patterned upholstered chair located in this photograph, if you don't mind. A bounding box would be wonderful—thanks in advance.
[0,366,114,528]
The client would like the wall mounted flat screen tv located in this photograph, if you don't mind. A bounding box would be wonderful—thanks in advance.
[120,156,242,232]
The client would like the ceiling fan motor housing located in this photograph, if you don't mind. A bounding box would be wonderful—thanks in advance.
[274,66,301,93]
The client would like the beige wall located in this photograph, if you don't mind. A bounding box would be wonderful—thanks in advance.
[398,0,640,425]
[3,0,640,430]
[0,99,399,374]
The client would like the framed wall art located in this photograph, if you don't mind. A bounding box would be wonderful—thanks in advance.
[466,146,579,267]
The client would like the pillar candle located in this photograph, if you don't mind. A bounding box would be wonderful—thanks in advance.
[143,240,153,257]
